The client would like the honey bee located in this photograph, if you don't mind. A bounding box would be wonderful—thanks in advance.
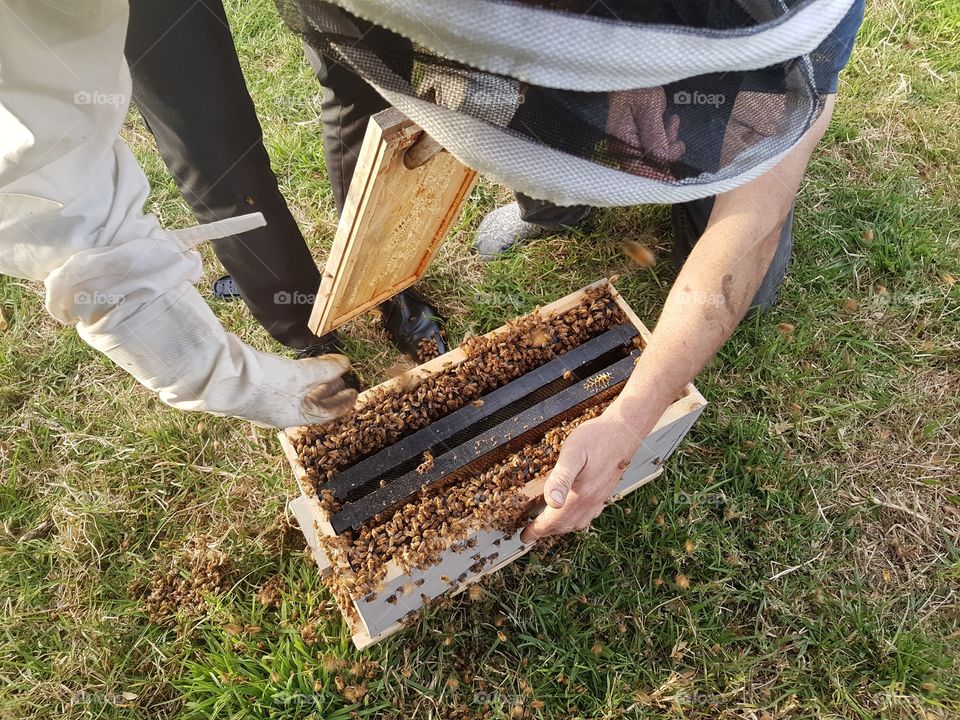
[583,372,613,391]
[528,326,553,348]
[416,450,434,475]
[623,240,657,270]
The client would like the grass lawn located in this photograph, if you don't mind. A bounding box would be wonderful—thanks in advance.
[1,0,958,717]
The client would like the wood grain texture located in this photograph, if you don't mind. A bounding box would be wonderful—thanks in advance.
[309,107,477,335]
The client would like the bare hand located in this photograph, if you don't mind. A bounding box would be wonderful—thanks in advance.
[521,405,652,543]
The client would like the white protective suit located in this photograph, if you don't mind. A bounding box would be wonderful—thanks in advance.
[0,0,356,428]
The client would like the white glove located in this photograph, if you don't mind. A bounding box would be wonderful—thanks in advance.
[0,0,355,428]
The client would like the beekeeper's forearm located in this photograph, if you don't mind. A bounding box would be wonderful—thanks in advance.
[610,96,836,423]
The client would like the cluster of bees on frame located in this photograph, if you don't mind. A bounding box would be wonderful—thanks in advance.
[293,286,626,485]
[293,287,630,603]
[415,336,441,363]
[319,397,616,599]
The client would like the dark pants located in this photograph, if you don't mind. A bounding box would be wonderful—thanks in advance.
[301,43,391,215]
[125,0,323,350]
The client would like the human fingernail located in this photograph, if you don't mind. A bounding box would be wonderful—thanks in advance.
[550,490,566,506]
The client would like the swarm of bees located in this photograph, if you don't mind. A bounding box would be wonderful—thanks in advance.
[416,337,441,363]
[293,287,630,606]
[142,536,232,623]
[319,399,614,600]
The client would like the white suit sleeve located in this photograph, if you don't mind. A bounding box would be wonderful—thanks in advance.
[0,0,355,428]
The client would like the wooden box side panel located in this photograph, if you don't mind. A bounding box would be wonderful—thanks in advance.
[279,431,337,580]
[350,467,665,649]
[289,495,332,575]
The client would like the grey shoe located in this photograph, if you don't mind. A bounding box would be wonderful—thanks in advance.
[474,203,553,259]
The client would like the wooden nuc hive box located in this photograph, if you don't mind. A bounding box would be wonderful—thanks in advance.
[281,280,706,649]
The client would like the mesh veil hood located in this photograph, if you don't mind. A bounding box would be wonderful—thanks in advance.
[276,0,857,206]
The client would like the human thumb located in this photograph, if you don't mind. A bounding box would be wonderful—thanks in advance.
[543,437,587,508]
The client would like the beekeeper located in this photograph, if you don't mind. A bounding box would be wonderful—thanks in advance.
[0,0,357,429]
[1,0,865,540]
[275,0,865,540]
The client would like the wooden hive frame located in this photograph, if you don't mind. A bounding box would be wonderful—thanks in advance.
[280,279,707,649]
[308,108,478,336]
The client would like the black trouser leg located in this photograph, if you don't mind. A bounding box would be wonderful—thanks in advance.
[125,0,322,350]
[515,193,592,229]
[302,42,392,215]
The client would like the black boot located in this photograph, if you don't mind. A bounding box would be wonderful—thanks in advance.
[295,331,344,358]
[380,289,447,360]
